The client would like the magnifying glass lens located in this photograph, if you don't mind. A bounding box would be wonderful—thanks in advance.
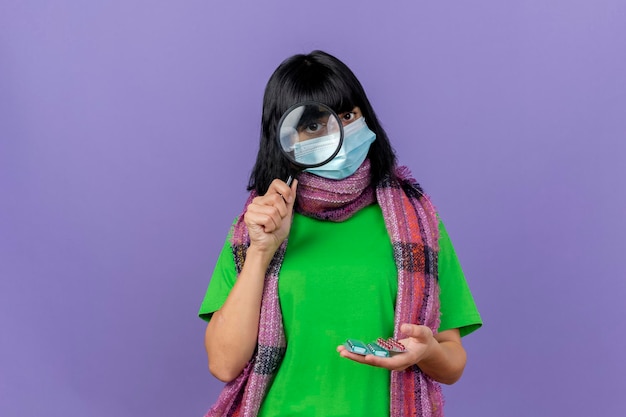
[278,103,343,168]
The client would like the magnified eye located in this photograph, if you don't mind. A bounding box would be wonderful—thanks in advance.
[298,119,329,139]
[304,122,323,134]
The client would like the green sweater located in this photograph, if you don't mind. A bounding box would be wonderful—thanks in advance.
[199,204,482,417]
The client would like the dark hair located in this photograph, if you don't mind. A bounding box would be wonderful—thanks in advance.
[247,50,397,194]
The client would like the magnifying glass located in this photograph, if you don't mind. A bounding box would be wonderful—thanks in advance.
[277,101,344,185]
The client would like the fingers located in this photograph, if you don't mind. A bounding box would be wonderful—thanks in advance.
[244,179,297,237]
[267,179,297,206]
[245,199,284,233]
[400,323,432,342]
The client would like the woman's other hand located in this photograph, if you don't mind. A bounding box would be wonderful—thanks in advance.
[336,324,467,385]
[244,179,298,255]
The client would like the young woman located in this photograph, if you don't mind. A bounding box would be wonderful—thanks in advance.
[199,50,482,417]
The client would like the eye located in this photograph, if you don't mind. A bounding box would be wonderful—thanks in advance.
[303,122,324,134]
[340,112,357,124]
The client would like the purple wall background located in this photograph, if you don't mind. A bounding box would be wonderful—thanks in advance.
[1,1,625,416]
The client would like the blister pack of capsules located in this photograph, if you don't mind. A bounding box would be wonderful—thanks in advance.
[344,338,407,358]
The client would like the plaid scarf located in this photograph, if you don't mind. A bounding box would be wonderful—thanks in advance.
[205,160,443,417]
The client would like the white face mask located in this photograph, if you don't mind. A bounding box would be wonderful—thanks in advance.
[298,117,376,180]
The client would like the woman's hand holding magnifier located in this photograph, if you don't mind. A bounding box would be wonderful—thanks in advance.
[244,179,298,256]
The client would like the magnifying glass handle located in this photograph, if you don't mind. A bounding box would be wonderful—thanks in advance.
[278,175,294,205]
